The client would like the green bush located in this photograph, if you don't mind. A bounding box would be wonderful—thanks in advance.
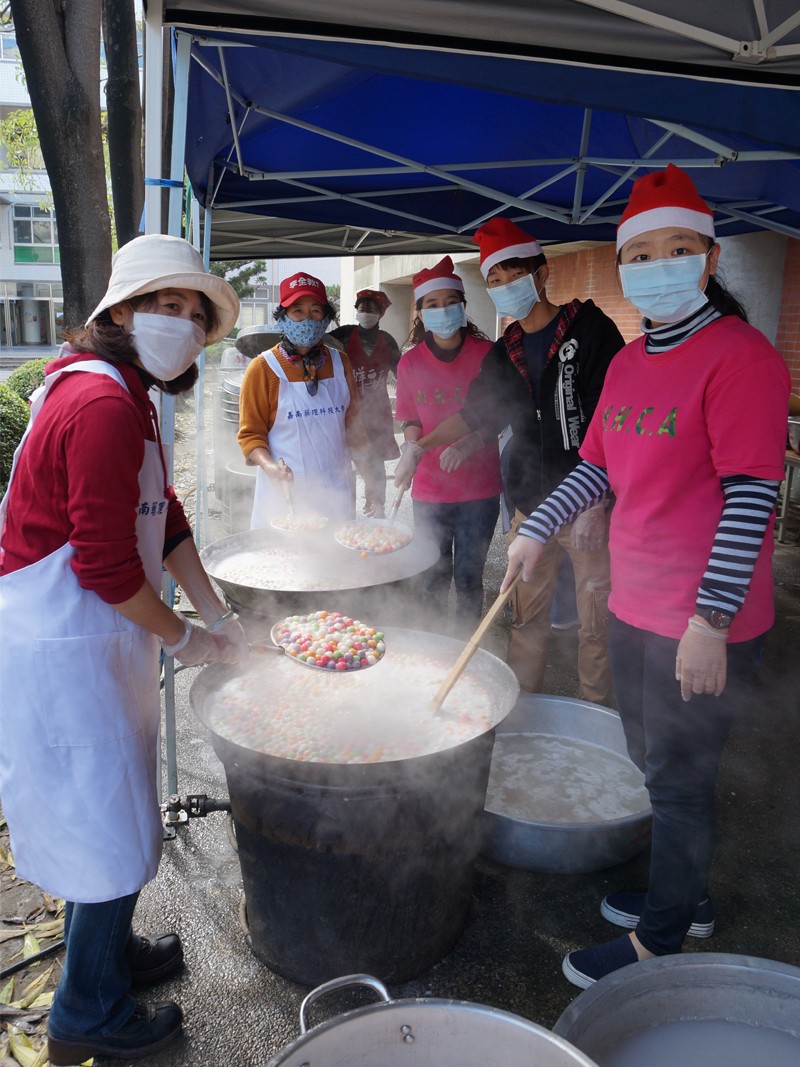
[0,383,30,495]
[6,357,55,402]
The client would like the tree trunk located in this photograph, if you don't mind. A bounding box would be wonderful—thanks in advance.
[102,0,143,248]
[9,0,112,329]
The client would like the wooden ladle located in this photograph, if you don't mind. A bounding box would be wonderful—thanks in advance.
[432,572,522,712]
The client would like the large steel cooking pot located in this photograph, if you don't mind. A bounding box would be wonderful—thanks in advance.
[190,629,519,986]
[268,974,599,1066]
[553,953,800,1066]
[200,526,440,624]
[482,695,652,874]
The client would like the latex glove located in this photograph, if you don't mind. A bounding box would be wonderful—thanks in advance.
[162,618,224,667]
[363,497,385,519]
[675,616,728,702]
[268,456,294,483]
[570,503,607,551]
[208,610,250,666]
[439,431,484,473]
[501,532,546,592]
[393,440,424,491]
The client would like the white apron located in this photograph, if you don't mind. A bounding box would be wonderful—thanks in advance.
[250,345,354,528]
[0,361,167,903]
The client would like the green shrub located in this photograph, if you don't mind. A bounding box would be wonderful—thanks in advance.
[0,383,30,495]
[6,357,55,402]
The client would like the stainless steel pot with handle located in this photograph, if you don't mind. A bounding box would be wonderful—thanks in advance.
[268,974,599,1066]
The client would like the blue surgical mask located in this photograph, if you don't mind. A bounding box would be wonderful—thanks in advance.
[618,253,709,324]
[281,315,330,348]
[487,272,539,320]
[421,302,467,340]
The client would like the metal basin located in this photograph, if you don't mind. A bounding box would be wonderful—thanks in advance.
[481,695,651,874]
[269,973,599,1066]
[553,953,800,1067]
[199,526,440,623]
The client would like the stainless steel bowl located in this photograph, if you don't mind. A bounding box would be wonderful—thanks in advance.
[481,695,652,874]
[553,953,800,1066]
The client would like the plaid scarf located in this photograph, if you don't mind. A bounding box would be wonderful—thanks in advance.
[503,299,582,393]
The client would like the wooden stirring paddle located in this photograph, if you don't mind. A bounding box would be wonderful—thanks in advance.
[432,571,522,712]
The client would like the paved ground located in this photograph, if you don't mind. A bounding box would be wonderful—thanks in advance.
[118,500,800,1066]
[2,387,799,1065]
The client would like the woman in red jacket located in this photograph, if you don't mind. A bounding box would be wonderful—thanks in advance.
[0,234,246,1064]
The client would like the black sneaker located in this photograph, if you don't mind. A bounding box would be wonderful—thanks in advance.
[130,932,184,984]
[48,1000,183,1064]
[562,933,640,989]
[600,891,715,938]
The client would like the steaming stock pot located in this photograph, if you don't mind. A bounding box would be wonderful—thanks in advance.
[199,526,440,625]
[267,974,599,1067]
[190,629,519,985]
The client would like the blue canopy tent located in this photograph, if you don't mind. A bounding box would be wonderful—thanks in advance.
[145,0,800,257]
[141,0,800,796]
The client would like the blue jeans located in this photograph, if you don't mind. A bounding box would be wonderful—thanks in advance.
[48,894,139,1037]
[608,614,764,956]
[413,496,500,632]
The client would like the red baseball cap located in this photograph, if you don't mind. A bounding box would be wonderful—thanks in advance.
[356,288,391,312]
[279,272,328,307]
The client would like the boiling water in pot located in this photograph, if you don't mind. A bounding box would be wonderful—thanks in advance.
[602,1017,800,1067]
[208,650,497,763]
[486,734,649,824]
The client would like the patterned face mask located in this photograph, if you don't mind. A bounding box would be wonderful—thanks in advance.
[280,314,330,350]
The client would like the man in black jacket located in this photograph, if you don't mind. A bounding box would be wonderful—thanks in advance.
[395,218,624,703]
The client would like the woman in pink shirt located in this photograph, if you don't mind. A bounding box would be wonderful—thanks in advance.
[394,257,502,633]
[502,165,790,989]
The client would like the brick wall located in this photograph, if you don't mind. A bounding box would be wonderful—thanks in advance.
[546,241,800,395]
[775,238,800,394]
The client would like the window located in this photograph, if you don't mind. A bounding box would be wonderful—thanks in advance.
[13,204,60,264]
[0,33,20,63]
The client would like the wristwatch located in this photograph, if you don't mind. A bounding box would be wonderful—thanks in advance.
[695,606,733,630]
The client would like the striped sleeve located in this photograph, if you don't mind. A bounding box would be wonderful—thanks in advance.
[519,461,610,542]
[696,475,780,616]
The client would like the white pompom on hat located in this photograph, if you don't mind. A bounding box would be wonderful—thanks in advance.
[617,164,715,252]
[412,256,465,301]
[472,217,543,278]
[86,234,240,344]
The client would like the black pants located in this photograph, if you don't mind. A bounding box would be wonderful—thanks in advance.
[608,614,763,955]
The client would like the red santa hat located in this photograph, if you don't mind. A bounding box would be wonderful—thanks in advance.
[617,164,715,252]
[472,218,543,279]
[279,271,328,307]
[355,288,391,312]
[412,256,465,301]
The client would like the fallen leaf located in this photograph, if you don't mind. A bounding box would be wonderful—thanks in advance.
[20,932,39,959]
[0,977,13,1004]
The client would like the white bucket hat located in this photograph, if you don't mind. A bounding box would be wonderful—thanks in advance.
[86,234,240,344]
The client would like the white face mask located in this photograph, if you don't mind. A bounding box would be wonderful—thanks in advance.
[356,311,380,330]
[131,312,205,381]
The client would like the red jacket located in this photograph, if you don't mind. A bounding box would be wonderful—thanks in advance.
[0,352,190,603]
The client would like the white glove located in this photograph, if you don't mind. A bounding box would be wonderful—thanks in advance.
[393,440,424,489]
[162,618,223,667]
[570,504,607,551]
[675,616,728,702]
[208,610,250,666]
[439,431,484,473]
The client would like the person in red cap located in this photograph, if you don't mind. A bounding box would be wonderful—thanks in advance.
[501,164,791,988]
[238,270,381,527]
[393,256,502,631]
[330,288,401,515]
[396,217,624,703]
